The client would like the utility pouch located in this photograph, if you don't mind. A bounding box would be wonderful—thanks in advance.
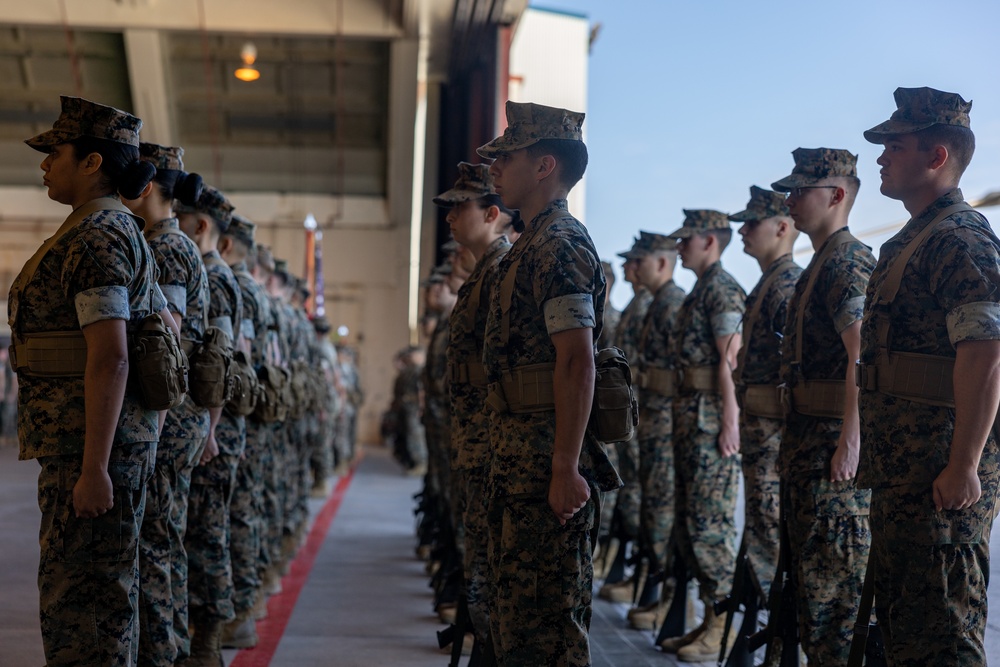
[187,326,234,408]
[129,313,188,411]
[255,363,291,423]
[588,347,638,444]
[226,350,261,417]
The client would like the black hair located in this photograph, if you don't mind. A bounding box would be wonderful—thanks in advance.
[708,228,733,251]
[914,124,976,177]
[478,193,522,233]
[526,138,588,189]
[70,136,155,200]
[153,169,203,207]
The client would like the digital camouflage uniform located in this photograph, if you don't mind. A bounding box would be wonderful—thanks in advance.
[437,162,512,646]
[608,279,654,544]
[667,210,746,608]
[728,187,801,598]
[633,233,686,573]
[13,96,165,667]
[478,98,621,667]
[139,207,211,666]
[266,289,293,565]
[287,300,314,541]
[184,194,247,625]
[857,85,1000,667]
[772,148,875,665]
[227,222,272,621]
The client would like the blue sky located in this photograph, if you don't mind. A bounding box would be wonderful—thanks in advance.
[531,0,1000,308]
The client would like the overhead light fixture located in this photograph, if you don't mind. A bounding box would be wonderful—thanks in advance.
[234,42,260,82]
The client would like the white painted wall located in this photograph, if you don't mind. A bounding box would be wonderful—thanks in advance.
[507,7,590,222]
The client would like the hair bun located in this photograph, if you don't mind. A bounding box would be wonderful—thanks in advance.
[119,159,157,200]
[174,171,204,207]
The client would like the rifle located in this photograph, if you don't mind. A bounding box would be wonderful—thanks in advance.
[748,488,800,667]
[847,558,887,667]
[713,538,767,666]
[655,544,690,644]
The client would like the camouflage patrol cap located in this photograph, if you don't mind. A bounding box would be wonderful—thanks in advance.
[433,162,496,205]
[274,258,289,274]
[771,148,858,193]
[175,184,234,230]
[477,101,585,159]
[667,209,732,239]
[139,142,184,171]
[617,236,646,260]
[420,262,453,287]
[296,277,311,299]
[864,87,972,143]
[226,214,256,249]
[312,316,331,334]
[25,96,142,152]
[639,230,677,252]
[440,239,460,254]
[728,186,790,222]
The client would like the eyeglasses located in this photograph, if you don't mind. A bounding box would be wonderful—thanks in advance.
[785,186,838,199]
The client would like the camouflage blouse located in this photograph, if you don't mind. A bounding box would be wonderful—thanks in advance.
[483,199,619,498]
[12,205,166,459]
[736,254,802,388]
[448,235,510,470]
[673,261,746,372]
[858,189,1000,489]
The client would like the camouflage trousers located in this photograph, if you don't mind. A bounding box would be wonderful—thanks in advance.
[285,417,309,537]
[230,423,267,615]
[739,413,781,598]
[264,423,287,566]
[458,464,492,645]
[36,441,154,667]
[424,419,452,509]
[612,434,641,540]
[138,428,206,666]
[871,477,999,666]
[673,393,739,604]
[487,488,598,667]
[404,405,427,467]
[784,474,870,665]
[637,402,675,568]
[306,412,330,490]
[186,452,240,622]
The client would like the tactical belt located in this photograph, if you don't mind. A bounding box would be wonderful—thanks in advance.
[486,362,555,414]
[9,331,88,377]
[855,352,955,408]
[639,367,677,398]
[449,361,488,389]
[679,365,719,393]
[781,380,845,419]
[741,384,784,420]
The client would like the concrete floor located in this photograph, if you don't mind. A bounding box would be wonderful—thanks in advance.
[2,442,1000,666]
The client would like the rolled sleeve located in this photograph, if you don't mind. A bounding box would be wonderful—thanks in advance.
[241,319,256,341]
[711,311,743,338]
[834,296,866,334]
[947,302,1000,345]
[75,286,130,328]
[209,316,234,339]
[543,294,595,335]
[160,284,187,316]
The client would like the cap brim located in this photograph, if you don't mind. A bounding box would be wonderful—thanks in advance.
[24,129,76,153]
[770,173,816,193]
[863,119,937,144]
[666,226,695,239]
[432,189,485,206]
[616,250,645,259]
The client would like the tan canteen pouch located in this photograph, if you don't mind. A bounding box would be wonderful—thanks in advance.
[187,326,234,408]
[226,350,262,417]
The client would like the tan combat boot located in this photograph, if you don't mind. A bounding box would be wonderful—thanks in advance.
[675,609,736,663]
[221,609,259,649]
[184,611,225,667]
[592,537,620,581]
[658,613,709,653]
[598,576,636,604]
[628,600,671,631]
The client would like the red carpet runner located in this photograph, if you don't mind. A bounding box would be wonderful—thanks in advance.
[230,461,358,667]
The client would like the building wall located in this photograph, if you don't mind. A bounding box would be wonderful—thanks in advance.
[0,1,428,445]
[507,6,589,221]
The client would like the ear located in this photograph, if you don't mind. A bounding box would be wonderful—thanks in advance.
[196,215,210,237]
[830,186,846,206]
[536,154,557,182]
[139,180,154,199]
[484,204,500,224]
[79,152,103,176]
[929,144,949,171]
[217,235,233,254]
